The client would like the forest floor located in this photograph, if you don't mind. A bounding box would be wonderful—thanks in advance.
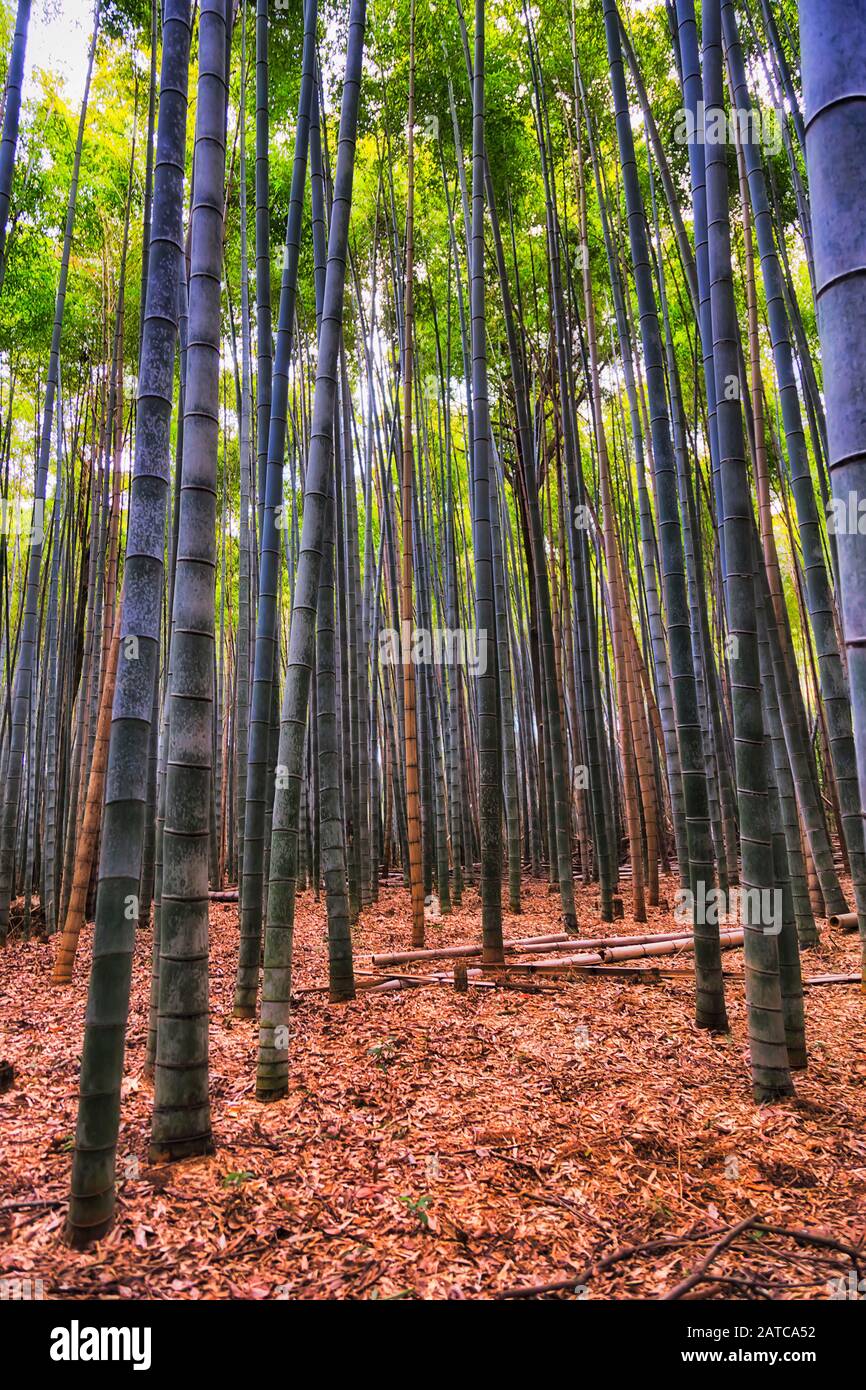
[2,873,865,1300]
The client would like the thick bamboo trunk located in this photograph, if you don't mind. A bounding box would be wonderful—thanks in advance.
[400,1,425,951]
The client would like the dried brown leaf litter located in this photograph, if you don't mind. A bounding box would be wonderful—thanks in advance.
[1,874,865,1299]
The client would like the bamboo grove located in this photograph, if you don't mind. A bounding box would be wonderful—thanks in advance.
[0,0,863,1249]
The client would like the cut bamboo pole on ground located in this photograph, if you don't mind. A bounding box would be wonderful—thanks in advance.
[370,932,571,966]
[509,930,695,955]
[363,929,746,992]
[506,929,745,973]
[359,969,558,995]
[804,973,861,986]
[369,928,696,968]
[828,911,858,932]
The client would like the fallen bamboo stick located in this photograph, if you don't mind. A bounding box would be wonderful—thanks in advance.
[362,969,557,995]
[803,972,861,986]
[369,927,699,969]
[515,929,745,973]
[370,932,570,967]
[828,911,858,932]
[363,932,745,991]
[511,929,693,956]
[478,963,741,981]
[356,969,444,988]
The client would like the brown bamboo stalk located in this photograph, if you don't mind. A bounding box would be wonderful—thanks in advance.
[52,604,122,984]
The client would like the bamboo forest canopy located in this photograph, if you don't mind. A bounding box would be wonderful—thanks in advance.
[0,2,809,414]
[0,0,865,1272]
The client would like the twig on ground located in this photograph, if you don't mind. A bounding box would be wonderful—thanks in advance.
[661,1215,758,1299]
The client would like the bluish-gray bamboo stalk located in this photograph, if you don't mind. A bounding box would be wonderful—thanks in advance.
[722,0,866,932]
[149,0,229,1163]
[801,0,866,983]
[235,0,318,1016]
[256,0,366,1101]
[703,0,791,1099]
[603,0,726,1030]
[0,0,30,288]
[65,0,191,1246]
[0,1,99,945]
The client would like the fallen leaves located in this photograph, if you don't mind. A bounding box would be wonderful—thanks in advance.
[0,873,865,1298]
